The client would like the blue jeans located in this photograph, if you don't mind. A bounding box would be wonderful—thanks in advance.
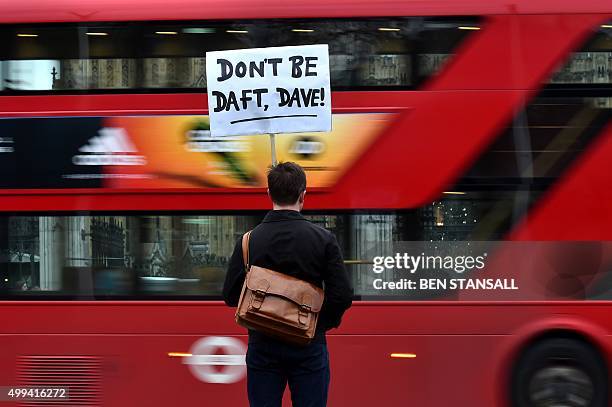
[246,338,330,407]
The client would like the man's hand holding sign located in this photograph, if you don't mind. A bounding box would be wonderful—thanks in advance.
[205,44,332,139]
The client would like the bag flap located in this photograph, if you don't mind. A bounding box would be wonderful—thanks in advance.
[246,266,324,312]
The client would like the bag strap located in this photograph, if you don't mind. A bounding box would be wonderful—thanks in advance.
[241,231,252,271]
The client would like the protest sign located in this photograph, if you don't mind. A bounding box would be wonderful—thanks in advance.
[205,44,331,137]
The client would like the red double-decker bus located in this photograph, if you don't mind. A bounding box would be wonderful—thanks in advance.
[0,0,611,406]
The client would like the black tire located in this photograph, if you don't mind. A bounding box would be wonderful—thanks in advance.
[511,338,608,407]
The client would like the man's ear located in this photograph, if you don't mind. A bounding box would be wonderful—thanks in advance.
[299,190,306,203]
[267,188,271,199]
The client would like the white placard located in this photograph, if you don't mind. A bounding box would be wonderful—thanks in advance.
[206,44,331,137]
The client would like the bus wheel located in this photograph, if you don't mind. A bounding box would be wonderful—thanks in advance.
[511,337,608,407]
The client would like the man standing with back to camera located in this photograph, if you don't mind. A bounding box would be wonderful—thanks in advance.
[223,162,353,407]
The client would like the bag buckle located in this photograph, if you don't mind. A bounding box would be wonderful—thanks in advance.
[250,289,266,311]
[298,304,311,326]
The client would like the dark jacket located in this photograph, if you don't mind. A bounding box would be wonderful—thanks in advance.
[223,210,353,337]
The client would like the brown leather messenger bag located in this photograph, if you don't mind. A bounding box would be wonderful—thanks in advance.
[235,231,324,345]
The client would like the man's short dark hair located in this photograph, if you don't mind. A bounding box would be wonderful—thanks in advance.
[267,162,307,205]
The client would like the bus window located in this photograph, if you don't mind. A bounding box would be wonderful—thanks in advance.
[0,214,263,298]
[551,21,612,85]
[0,17,479,92]
[338,95,612,298]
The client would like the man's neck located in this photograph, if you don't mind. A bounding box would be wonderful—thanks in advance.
[272,204,301,212]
